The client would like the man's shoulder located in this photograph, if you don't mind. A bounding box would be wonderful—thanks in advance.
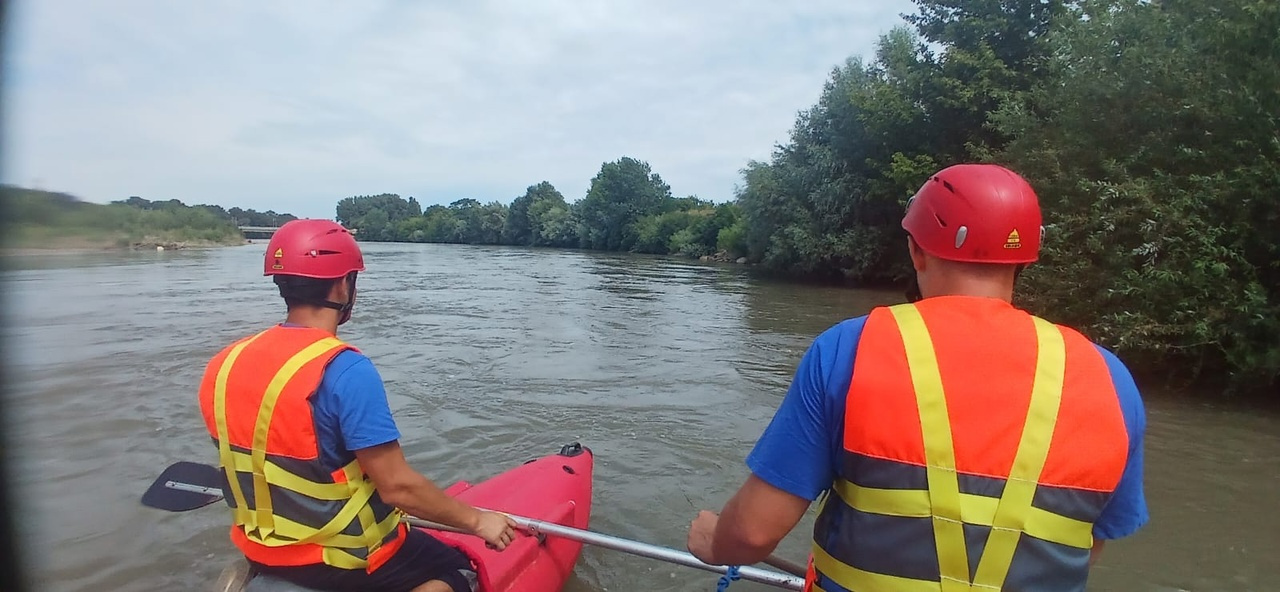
[324,348,377,381]
[202,332,263,375]
[1042,321,1137,377]
[1044,324,1145,428]
[313,349,385,414]
[816,315,871,345]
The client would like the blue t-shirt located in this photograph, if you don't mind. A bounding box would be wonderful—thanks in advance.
[745,315,1149,540]
[308,348,402,469]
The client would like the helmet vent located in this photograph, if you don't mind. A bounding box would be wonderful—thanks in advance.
[934,214,948,228]
[941,180,957,193]
[955,226,968,249]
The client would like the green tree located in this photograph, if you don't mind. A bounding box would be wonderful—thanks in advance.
[416,205,455,242]
[990,0,1280,390]
[336,193,422,234]
[504,182,566,246]
[576,157,673,251]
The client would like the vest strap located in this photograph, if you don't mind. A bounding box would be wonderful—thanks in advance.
[888,306,970,590]
[831,479,1092,549]
[214,331,268,526]
[812,543,940,592]
[223,452,356,500]
[971,317,1067,588]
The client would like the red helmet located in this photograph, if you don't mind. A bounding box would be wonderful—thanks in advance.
[263,219,365,278]
[901,164,1043,264]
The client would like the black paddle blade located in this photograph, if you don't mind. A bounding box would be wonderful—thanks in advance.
[142,461,225,511]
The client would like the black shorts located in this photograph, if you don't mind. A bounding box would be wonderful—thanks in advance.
[248,529,475,592]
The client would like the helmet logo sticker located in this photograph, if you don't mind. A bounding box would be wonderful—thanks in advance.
[954,226,968,249]
[1004,229,1023,249]
[272,247,285,269]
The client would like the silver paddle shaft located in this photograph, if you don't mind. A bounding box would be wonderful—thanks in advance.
[408,513,805,590]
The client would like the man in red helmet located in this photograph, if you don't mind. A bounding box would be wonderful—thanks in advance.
[197,219,514,592]
[686,165,1147,591]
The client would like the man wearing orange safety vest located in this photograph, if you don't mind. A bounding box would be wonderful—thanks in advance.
[198,219,515,592]
[686,164,1147,591]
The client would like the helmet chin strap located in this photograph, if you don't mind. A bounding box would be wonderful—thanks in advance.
[313,275,357,325]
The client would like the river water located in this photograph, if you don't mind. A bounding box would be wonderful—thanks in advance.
[3,242,1277,591]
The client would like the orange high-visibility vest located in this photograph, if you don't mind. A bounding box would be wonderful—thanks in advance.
[806,298,1129,592]
[198,326,405,572]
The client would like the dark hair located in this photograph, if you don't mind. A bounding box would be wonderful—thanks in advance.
[273,275,340,310]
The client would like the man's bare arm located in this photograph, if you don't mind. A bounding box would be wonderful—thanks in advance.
[688,474,810,565]
[356,440,514,548]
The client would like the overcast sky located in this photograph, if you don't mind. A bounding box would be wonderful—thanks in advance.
[5,1,917,219]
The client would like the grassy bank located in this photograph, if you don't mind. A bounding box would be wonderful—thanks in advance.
[4,187,256,251]
[8,222,244,251]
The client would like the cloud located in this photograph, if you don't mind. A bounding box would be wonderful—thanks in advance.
[5,0,916,218]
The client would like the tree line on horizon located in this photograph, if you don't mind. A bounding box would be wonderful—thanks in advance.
[335,158,747,260]
[113,196,297,228]
[334,0,1279,395]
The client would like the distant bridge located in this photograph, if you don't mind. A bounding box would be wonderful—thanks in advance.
[238,226,280,239]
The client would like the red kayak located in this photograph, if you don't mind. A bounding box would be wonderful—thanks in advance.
[429,442,594,592]
[237,442,594,592]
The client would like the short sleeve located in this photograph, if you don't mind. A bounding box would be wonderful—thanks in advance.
[322,350,402,452]
[745,317,866,501]
[1091,345,1150,540]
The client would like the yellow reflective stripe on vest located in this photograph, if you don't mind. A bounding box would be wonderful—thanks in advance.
[971,317,1066,589]
[248,337,347,536]
[321,505,404,570]
[222,450,359,501]
[813,543,940,592]
[243,500,375,548]
[889,306,970,592]
[213,331,268,525]
[831,480,1093,549]
[323,547,375,571]
[341,459,402,552]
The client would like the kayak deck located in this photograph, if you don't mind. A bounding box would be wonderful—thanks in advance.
[428,442,594,592]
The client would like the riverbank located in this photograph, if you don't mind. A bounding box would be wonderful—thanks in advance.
[4,242,243,257]
[5,222,247,252]
[6,187,278,259]
[698,250,749,264]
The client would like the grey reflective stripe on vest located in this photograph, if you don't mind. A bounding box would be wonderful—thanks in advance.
[811,452,1108,591]
[837,453,1112,523]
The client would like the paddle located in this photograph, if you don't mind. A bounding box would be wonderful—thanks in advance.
[140,461,224,511]
[143,462,807,589]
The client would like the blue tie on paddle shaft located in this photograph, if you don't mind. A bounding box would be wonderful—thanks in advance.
[716,566,742,591]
